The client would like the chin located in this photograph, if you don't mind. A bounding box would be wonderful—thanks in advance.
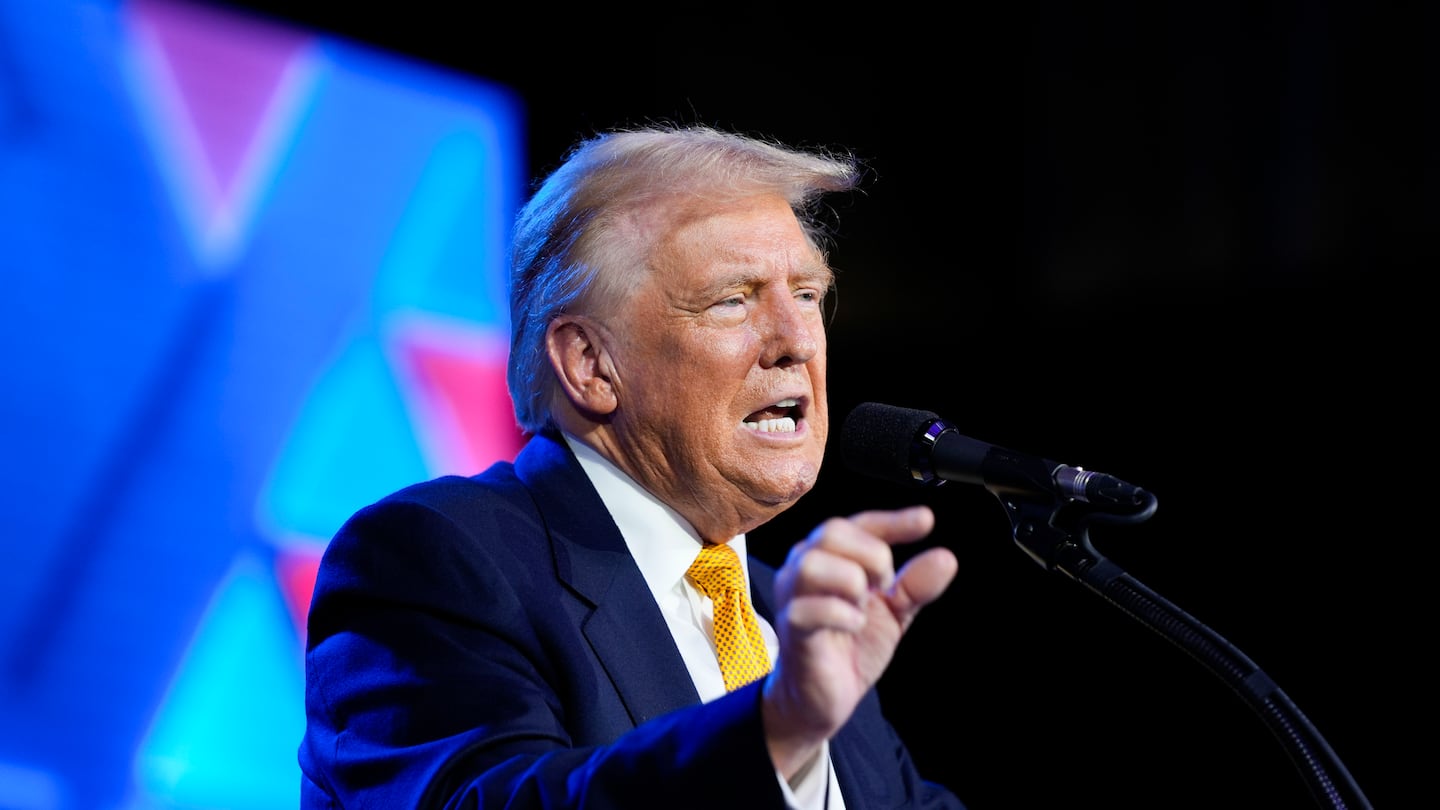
[765,460,822,504]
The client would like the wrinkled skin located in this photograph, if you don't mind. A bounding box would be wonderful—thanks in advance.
[548,192,959,781]
[549,193,832,541]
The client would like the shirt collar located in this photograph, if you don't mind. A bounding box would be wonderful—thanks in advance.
[561,432,750,604]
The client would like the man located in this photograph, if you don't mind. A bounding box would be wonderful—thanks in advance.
[299,123,964,809]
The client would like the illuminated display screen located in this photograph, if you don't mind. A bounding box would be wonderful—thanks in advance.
[0,1,525,807]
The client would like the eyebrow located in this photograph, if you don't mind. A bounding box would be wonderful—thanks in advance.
[798,263,836,288]
[700,263,833,297]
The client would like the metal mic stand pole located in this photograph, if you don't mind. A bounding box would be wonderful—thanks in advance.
[998,491,1373,810]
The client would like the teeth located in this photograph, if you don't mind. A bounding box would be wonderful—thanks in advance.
[744,416,796,433]
[743,398,800,433]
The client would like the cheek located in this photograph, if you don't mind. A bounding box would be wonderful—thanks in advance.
[681,328,759,369]
[808,328,829,374]
[810,390,829,437]
[808,337,829,425]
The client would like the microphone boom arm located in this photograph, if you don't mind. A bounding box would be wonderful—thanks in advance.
[836,400,1372,807]
[998,493,1373,810]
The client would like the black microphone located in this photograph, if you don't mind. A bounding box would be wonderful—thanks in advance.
[840,402,1151,512]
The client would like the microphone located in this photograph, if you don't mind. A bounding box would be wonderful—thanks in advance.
[840,402,1151,512]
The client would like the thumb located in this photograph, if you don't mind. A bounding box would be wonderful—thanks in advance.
[888,546,958,614]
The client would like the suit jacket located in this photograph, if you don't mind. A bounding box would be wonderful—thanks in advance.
[299,430,964,809]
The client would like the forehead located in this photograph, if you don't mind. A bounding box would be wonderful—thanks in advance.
[651,195,828,278]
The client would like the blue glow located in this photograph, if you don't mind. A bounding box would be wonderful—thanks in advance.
[133,553,304,809]
[0,2,524,807]
[260,333,430,540]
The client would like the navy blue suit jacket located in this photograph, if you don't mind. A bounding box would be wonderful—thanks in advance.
[299,431,964,809]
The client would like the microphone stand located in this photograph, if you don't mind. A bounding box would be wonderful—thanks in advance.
[998,491,1373,810]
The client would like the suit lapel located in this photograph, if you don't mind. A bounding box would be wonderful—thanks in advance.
[515,433,701,726]
[514,437,890,805]
[748,561,778,624]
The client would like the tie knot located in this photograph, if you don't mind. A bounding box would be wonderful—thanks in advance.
[686,542,746,597]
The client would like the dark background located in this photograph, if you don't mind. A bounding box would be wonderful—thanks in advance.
[220,3,1430,807]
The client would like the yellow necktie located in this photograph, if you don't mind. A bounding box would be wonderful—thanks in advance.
[686,542,771,691]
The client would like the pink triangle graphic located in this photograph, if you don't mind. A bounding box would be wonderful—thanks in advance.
[128,0,310,209]
[275,545,323,646]
[390,319,527,476]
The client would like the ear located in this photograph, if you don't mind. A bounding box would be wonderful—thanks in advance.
[546,316,618,417]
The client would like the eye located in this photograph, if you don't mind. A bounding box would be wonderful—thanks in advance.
[716,295,745,309]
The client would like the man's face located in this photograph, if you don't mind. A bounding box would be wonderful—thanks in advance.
[606,193,832,539]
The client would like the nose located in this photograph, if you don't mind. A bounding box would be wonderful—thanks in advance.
[759,294,822,368]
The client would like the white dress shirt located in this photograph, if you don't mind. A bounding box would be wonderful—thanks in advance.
[564,433,843,810]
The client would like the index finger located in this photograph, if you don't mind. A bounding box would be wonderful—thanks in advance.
[847,505,935,546]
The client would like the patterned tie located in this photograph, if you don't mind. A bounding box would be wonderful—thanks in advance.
[686,542,771,691]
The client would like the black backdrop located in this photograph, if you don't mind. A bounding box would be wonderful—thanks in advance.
[223,3,1431,807]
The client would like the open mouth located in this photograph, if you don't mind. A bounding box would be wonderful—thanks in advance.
[743,398,801,433]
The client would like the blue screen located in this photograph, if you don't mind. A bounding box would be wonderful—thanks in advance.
[0,1,526,807]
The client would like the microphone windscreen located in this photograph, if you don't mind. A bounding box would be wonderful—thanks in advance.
[839,402,939,485]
